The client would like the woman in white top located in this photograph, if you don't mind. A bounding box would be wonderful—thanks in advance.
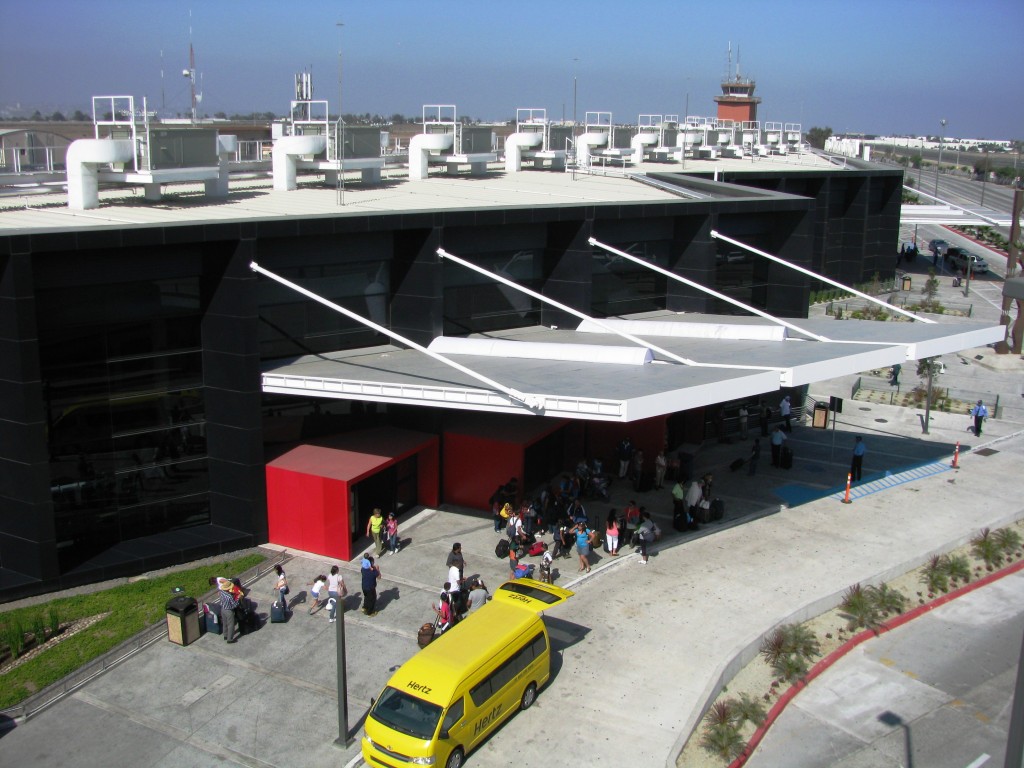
[326,566,346,623]
[308,574,327,615]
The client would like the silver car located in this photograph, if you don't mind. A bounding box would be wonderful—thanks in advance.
[947,248,988,274]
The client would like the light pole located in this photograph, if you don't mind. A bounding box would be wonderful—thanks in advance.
[681,90,689,169]
[981,148,989,207]
[918,136,924,186]
[934,118,946,198]
[336,21,345,207]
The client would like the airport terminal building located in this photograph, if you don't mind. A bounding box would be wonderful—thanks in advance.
[1,113,1000,601]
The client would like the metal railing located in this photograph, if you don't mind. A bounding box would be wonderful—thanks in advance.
[0,551,286,724]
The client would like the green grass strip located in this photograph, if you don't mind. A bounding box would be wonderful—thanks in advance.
[0,553,265,710]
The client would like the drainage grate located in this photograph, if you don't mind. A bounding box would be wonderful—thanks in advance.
[974,448,999,457]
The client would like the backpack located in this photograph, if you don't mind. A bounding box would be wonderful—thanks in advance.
[506,517,517,539]
[495,539,510,559]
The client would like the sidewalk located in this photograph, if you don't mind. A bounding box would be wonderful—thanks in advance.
[2,398,1022,767]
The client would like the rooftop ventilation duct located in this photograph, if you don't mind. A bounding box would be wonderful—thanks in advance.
[66,139,135,210]
[272,134,327,191]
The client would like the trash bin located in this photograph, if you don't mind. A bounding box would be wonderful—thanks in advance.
[901,275,912,291]
[812,401,829,429]
[166,596,201,646]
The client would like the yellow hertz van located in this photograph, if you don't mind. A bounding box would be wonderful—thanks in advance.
[361,578,573,768]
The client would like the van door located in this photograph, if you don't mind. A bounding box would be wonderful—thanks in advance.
[491,579,573,611]
[437,696,466,763]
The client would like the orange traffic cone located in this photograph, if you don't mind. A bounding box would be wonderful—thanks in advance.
[951,441,960,469]
[841,472,852,504]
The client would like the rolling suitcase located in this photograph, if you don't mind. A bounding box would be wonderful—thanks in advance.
[672,509,687,532]
[270,601,288,623]
[418,617,438,648]
[695,503,711,525]
[711,498,724,521]
[781,447,794,470]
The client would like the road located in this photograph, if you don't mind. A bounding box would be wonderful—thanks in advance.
[747,570,1024,768]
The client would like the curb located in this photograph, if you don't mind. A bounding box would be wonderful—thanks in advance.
[728,555,1024,767]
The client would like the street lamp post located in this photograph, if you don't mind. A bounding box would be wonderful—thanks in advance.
[934,118,946,198]
[336,21,345,207]
[981,149,989,207]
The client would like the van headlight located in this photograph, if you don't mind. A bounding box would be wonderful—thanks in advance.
[409,758,435,765]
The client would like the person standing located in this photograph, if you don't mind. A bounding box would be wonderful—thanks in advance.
[636,511,656,565]
[446,542,465,583]
[623,500,640,543]
[631,450,645,487]
[770,426,787,467]
[605,509,620,556]
[971,400,988,436]
[654,451,667,490]
[850,436,866,482]
[366,508,385,557]
[738,405,749,439]
[748,438,761,476]
[326,565,346,623]
[217,577,239,643]
[361,556,381,616]
[465,578,490,613]
[780,396,792,432]
[617,437,634,479]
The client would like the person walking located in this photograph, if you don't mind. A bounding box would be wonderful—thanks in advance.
[738,405,749,439]
[273,564,289,613]
[850,436,866,482]
[216,577,239,643]
[780,396,792,432]
[574,521,596,573]
[971,400,988,436]
[326,565,346,623]
[361,555,381,616]
[770,426,787,467]
[635,511,657,565]
[748,438,760,476]
[385,512,400,554]
[366,508,385,557]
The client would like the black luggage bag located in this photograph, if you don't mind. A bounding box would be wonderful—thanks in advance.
[781,446,794,470]
[495,539,511,558]
[672,509,687,532]
[270,601,288,623]
[711,498,724,521]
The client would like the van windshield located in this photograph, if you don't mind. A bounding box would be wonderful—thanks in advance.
[370,686,442,740]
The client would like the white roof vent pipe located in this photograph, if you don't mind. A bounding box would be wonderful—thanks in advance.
[504,131,543,172]
[66,139,135,210]
[272,134,327,191]
[428,337,654,365]
[410,104,457,179]
[577,111,611,167]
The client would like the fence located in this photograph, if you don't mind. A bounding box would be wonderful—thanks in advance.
[0,551,287,724]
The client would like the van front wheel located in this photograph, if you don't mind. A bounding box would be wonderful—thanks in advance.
[445,747,464,768]
[520,682,537,710]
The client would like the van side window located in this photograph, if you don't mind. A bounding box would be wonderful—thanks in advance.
[469,631,546,706]
[441,697,464,734]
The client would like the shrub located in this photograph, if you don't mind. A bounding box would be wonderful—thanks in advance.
[994,527,1022,557]
[972,528,1004,570]
[700,722,745,761]
[781,623,821,660]
[2,618,26,658]
[704,699,736,727]
[944,554,971,583]
[759,627,787,667]
[868,583,907,616]
[30,613,47,646]
[840,583,881,630]
[48,606,61,636]
[921,554,950,594]
[734,693,767,727]
[772,653,808,683]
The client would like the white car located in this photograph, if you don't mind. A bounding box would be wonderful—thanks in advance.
[947,248,988,274]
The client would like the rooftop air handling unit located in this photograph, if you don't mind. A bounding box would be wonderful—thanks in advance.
[272,74,385,191]
[764,121,786,155]
[408,105,497,180]
[65,95,235,210]
[631,115,680,163]
[504,109,569,172]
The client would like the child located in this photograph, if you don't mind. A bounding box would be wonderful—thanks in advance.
[308,574,327,614]
[385,512,400,555]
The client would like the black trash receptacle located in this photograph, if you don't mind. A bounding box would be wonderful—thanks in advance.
[902,275,912,291]
[166,596,201,646]
[812,402,829,429]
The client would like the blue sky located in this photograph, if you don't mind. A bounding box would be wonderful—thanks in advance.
[2,0,1021,138]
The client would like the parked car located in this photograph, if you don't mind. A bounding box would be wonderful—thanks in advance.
[946,247,988,274]
[928,239,948,256]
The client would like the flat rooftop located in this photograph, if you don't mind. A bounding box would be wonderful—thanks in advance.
[0,152,843,236]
